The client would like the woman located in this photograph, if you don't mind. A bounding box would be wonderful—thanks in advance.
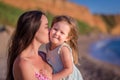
[6,10,52,80]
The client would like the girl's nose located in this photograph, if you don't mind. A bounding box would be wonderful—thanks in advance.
[55,31,60,36]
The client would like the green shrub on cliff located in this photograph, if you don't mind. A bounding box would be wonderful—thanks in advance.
[77,21,95,34]
[0,2,23,27]
[0,2,94,34]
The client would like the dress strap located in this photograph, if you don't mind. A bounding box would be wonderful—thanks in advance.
[58,43,73,62]
[58,43,72,54]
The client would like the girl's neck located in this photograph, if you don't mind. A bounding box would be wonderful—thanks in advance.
[49,42,63,50]
[49,42,56,50]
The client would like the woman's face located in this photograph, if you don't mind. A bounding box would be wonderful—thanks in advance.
[35,15,49,44]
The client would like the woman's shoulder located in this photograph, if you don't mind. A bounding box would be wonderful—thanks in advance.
[13,56,38,80]
[13,56,32,70]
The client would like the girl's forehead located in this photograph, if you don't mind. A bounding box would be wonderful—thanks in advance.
[53,21,71,32]
[54,21,70,27]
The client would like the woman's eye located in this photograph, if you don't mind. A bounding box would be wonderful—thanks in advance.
[46,26,49,29]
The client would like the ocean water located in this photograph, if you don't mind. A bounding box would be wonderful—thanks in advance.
[89,37,120,66]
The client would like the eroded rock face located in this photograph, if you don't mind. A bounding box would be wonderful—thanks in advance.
[93,15,108,33]
[1,0,120,35]
[0,0,96,32]
[111,25,120,35]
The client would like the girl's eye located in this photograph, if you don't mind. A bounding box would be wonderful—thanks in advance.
[61,31,64,34]
[54,28,57,31]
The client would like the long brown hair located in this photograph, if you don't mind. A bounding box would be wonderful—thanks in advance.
[6,10,45,80]
[51,15,79,64]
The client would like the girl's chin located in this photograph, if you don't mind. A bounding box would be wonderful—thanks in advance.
[51,39,58,43]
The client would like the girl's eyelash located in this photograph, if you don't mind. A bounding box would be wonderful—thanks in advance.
[54,28,57,30]
[61,32,64,34]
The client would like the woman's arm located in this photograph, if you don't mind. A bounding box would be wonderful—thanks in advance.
[53,46,73,80]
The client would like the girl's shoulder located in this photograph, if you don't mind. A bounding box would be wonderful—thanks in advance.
[58,43,72,54]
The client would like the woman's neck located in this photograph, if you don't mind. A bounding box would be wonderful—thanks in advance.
[21,40,42,57]
[30,39,42,54]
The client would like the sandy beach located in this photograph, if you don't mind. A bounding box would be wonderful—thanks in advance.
[0,27,120,80]
[77,34,120,80]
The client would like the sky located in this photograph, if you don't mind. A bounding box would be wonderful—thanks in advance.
[69,0,120,14]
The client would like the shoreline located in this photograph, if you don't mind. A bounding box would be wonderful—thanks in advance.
[77,34,120,80]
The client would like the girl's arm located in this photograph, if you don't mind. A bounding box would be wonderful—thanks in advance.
[53,46,73,80]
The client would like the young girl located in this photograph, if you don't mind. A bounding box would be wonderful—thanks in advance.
[46,15,83,80]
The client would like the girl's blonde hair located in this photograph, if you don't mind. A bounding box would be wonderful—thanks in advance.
[51,15,79,64]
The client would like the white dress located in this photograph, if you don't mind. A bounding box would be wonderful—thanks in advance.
[46,43,83,80]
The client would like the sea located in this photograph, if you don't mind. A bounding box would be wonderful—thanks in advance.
[89,37,120,66]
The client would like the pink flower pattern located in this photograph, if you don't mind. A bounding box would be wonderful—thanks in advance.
[35,72,49,80]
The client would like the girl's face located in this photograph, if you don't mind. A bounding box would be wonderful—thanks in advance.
[50,21,70,47]
[35,15,49,44]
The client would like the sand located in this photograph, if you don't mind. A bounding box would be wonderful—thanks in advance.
[77,34,120,80]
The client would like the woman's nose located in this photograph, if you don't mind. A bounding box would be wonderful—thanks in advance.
[48,27,51,31]
[48,28,51,34]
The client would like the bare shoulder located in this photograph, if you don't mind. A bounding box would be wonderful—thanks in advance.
[14,56,31,69]
[60,46,71,54]
[13,57,36,80]
[60,46,72,60]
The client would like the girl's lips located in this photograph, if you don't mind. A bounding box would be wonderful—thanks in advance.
[52,36,58,39]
